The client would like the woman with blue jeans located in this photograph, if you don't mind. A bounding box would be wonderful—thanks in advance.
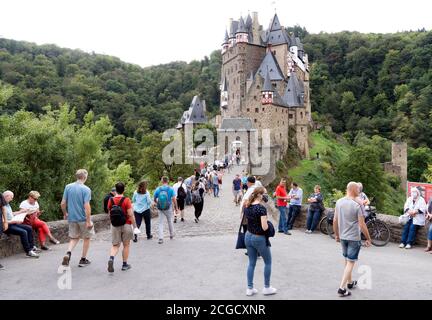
[306,185,324,233]
[132,181,153,242]
[244,187,277,297]
[425,198,432,254]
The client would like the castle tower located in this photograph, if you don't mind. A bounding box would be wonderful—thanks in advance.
[236,17,249,43]
[392,142,408,190]
[219,12,312,175]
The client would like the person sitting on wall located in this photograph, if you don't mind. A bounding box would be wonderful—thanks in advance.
[20,191,60,250]
[399,187,427,249]
[2,191,40,258]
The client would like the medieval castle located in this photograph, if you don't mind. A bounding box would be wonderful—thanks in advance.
[218,12,312,162]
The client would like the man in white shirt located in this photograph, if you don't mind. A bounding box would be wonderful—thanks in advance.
[173,177,187,223]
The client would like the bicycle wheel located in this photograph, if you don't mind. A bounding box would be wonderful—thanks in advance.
[319,217,329,235]
[367,220,391,247]
[327,221,335,239]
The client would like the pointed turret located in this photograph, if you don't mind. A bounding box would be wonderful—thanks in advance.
[245,14,253,29]
[261,70,274,105]
[283,71,305,107]
[236,17,249,43]
[220,76,229,109]
[222,30,229,53]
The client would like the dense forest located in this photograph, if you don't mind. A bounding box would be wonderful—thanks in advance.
[0,28,431,218]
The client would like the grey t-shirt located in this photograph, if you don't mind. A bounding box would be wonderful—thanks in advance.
[336,197,362,241]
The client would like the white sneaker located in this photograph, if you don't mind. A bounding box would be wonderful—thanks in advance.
[246,288,258,296]
[399,244,405,249]
[405,244,412,249]
[26,250,40,258]
[262,287,277,296]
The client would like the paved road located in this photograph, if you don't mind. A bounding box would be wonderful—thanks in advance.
[1,166,431,300]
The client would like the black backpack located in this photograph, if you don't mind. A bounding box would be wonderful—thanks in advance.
[177,183,186,200]
[109,197,127,227]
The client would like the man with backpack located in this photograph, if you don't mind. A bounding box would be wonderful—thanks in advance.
[154,176,178,244]
[107,182,140,273]
[173,177,187,223]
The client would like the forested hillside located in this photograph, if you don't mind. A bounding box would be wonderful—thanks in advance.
[305,30,432,148]
[0,38,222,135]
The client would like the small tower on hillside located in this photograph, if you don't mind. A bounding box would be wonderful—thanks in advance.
[392,142,408,190]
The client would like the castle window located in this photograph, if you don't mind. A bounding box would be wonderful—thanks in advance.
[255,108,259,113]
[254,119,257,123]
[256,85,260,89]
[301,127,304,132]
[247,108,250,112]
[262,108,265,111]
[301,112,303,118]
[289,114,293,119]
[254,96,257,101]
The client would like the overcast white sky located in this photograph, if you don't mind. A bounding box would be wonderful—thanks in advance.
[1,0,431,67]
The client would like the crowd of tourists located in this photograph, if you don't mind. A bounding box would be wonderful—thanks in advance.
[2,160,432,299]
[237,175,432,298]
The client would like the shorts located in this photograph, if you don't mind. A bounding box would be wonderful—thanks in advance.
[111,224,133,246]
[68,222,95,239]
[242,184,248,191]
[233,189,241,197]
[177,198,185,211]
[341,240,362,262]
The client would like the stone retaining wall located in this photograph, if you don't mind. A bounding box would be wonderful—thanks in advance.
[268,205,430,247]
[0,209,160,259]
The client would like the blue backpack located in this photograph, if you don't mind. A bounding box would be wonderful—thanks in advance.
[157,187,170,210]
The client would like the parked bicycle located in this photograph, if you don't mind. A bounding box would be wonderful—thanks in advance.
[320,199,391,247]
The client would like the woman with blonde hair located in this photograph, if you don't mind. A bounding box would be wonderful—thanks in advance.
[243,187,277,297]
[20,191,60,250]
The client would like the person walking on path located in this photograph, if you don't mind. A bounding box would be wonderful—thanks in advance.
[333,182,372,297]
[232,174,243,206]
[107,182,140,273]
[244,187,277,297]
[305,185,325,234]
[153,177,178,244]
[173,177,187,223]
[399,187,427,249]
[60,169,94,268]
[132,181,153,242]
[192,181,205,223]
[212,171,220,198]
[286,183,303,231]
[274,179,290,235]
[103,188,116,214]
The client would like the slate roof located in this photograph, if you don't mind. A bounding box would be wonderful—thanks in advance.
[220,118,255,131]
[262,69,274,92]
[236,17,247,34]
[256,51,285,81]
[179,96,207,126]
[283,72,305,107]
[223,30,229,44]
[264,14,291,46]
